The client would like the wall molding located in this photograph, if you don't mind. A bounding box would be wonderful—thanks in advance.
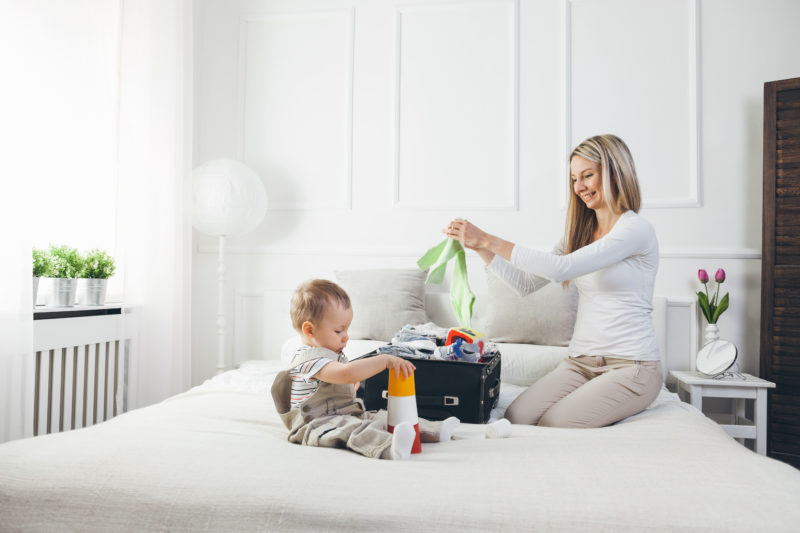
[392,0,520,211]
[560,0,702,209]
[199,244,761,259]
[659,248,760,259]
[558,0,572,211]
[666,297,699,368]
[237,9,355,210]
[233,289,265,368]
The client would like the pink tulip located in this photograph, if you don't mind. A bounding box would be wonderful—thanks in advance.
[698,269,709,283]
[715,268,726,283]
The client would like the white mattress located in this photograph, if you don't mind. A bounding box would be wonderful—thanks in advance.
[1,360,799,532]
[203,358,634,424]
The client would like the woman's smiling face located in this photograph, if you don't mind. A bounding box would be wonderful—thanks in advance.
[570,155,603,210]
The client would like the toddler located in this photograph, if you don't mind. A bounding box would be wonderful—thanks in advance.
[271,279,459,459]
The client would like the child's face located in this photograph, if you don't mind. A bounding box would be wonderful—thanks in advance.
[305,301,353,354]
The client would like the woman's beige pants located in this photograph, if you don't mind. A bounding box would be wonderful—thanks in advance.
[504,355,662,428]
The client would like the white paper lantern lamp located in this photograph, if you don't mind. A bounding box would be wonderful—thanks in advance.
[192,159,267,236]
[192,159,267,375]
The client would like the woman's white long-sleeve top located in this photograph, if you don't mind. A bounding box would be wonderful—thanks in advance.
[487,210,660,361]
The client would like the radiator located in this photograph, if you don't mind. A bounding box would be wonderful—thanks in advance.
[33,308,129,437]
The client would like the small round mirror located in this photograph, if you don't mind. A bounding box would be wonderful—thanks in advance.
[696,340,738,377]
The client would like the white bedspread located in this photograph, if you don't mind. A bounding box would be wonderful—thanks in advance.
[1,360,799,532]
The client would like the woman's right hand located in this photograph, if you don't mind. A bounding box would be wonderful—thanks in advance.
[444,218,489,251]
[383,355,416,379]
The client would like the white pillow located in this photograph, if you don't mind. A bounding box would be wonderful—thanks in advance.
[280,336,387,364]
[498,343,569,386]
[476,272,578,346]
[280,335,303,365]
[343,340,388,360]
[335,269,428,341]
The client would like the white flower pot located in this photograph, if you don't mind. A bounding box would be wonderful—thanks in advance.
[51,278,78,307]
[33,277,40,307]
[78,278,108,306]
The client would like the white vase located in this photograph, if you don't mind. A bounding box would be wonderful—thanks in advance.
[51,278,78,307]
[704,323,720,344]
[33,276,40,307]
[78,278,109,306]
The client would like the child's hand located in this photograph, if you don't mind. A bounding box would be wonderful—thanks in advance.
[384,355,416,379]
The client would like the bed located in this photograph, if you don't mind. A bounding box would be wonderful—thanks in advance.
[1,358,799,532]
[2,270,800,532]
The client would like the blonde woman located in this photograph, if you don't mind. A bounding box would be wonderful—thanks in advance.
[445,134,661,428]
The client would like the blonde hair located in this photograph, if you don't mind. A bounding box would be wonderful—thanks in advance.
[564,134,641,255]
[290,279,351,332]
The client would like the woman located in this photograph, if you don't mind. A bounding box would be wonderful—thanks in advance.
[445,134,661,428]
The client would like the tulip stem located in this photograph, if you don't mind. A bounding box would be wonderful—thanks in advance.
[702,282,711,323]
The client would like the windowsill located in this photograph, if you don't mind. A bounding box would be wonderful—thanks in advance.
[33,304,123,320]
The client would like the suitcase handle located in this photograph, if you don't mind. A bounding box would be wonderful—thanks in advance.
[418,394,459,406]
[381,390,459,406]
[488,379,501,399]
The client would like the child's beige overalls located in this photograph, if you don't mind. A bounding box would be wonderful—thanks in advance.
[271,347,444,459]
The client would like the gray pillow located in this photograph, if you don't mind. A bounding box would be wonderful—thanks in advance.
[335,269,428,341]
[477,271,578,346]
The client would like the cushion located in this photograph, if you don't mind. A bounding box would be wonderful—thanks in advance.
[280,336,388,364]
[335,269,428,341]
[476,272,578,346]
[498,344,569,386]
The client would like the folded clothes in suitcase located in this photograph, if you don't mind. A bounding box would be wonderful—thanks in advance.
[355,349,501,424]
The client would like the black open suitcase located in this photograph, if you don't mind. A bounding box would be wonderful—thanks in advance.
[355,349,501,424]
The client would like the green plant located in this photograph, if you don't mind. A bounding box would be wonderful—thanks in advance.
[80,249,116,279]
[48,244,84,278]
[32,248,53,277]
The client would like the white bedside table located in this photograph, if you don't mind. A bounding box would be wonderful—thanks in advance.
[670,370,775,455]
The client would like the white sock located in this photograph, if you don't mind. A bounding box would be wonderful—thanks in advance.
[485,418,512,439]
[439,416,460,442]
[390,422,415,460]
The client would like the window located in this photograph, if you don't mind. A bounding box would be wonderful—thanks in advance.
[28,2,122,302]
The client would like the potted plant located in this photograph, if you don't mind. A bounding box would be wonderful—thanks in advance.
[78,249,116,306]
[32,247,53,306]
[696,268,730,344]
[47,244,84,307]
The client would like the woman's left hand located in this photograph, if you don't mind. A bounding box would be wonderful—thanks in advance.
[444,218,487,250]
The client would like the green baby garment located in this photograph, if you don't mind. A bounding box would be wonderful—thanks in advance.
[417,238,475,327]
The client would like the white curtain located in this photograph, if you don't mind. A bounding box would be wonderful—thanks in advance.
[0,228,32,445]
[0,214,33,444]
[0,2,42,443]
[117,0,193,409]
[0,0,192,443]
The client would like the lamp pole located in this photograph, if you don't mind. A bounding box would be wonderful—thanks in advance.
[216,234,226,375]
[192,158,266,377]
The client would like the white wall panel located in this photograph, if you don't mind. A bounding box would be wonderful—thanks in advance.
[394,1,518,210]
[194,0,800,386]
[569,0,700,207]
[233,290,265,366]
[239,10,353,209]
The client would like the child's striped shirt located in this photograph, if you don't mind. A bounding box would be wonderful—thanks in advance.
[289,346,335,408]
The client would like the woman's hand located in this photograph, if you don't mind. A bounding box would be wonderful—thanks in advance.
[444,218,488,251]
[383,355,416,379]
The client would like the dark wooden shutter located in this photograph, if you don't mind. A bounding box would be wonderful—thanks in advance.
[761,77,800,469]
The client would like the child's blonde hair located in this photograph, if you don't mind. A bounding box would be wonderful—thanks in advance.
[290,279,351,332]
